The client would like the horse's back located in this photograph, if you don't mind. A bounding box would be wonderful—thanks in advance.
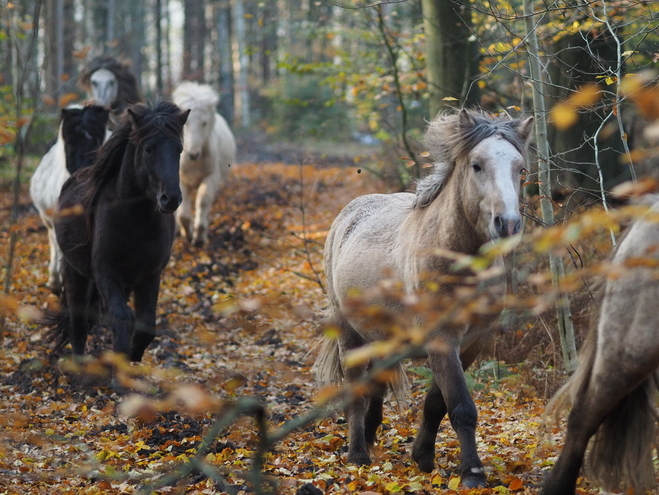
[325,192,414,312]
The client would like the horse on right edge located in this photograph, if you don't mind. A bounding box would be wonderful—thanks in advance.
[542,196,659,494]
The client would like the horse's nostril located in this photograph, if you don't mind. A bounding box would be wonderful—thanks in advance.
[494,214,521,237]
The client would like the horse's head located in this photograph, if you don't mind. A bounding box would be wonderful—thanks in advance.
[182,104,216,161]
[127,103,190,213]
[61,104,110,174]
[459,111,533,240]
[90,68,118,107]
[172,82,219,161]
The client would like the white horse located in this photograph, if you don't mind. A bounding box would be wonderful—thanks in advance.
[172,81,237,246]
[314,110,533,487]
[30,104,111,294]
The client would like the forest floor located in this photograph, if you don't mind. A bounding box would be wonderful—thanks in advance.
[0,150,609,494]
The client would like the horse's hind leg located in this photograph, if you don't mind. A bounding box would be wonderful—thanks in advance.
[542,368,654,495]
[339,325,373,466]
[364,381,386,445]
[45,220,62,295]
[63,263,92,355]
[130,274,160,362]
[176,181,195,242]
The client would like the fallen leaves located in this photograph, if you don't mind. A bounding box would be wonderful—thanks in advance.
[0,160,607,494]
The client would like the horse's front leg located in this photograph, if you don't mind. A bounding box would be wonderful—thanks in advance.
[176,181,195,242]
[193,174,220,247]
[427,348,485,487]
[96,278,133,357]
[130,274,161,362]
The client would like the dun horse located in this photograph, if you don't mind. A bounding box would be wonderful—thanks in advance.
[79,55,142,115]
[314,110,533,487]
[542,197,659,494]
[30,104,111,294]
[172,81,236,246]
[53,101,189,361]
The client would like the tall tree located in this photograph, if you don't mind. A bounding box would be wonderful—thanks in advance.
[182,0,206,81]
[217,0,234,126]
[422,0,480,118]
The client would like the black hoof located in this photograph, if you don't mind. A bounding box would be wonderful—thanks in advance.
[347,450,371,466]
[411,445,435,473]
[461,470,487,488]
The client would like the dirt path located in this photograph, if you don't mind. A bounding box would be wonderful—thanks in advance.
[0,161,590,494]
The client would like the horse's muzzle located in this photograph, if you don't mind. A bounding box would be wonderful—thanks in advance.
[158,193,182,213]
[492,214,521,238]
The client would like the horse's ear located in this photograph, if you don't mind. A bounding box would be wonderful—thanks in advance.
[127,107,140,128]
[516,117,534,143]
[458,109,475,129]
[178,109,191,127]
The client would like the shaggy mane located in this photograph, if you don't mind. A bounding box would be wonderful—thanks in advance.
[79,55,142,112]
[172,81,219,110]
[413,110,530,208]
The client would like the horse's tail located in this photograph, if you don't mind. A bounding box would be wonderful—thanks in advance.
[588,376,658,491]
[312,314,410,402]
[545,316,658,492]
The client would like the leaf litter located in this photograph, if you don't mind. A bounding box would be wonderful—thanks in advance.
[0,161,602,494]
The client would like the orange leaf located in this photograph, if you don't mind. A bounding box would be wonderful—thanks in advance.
[509,477,524,491]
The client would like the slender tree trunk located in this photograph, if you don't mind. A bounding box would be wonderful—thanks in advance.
[234,0,250,127]
[422,0,480,119]
[155,0,163,94]
[217,0,234,126]
[106,0,115,44]
[523,0,578,372]
[182,0,193,78]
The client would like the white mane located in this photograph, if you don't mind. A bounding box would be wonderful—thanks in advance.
[172,81,219,110]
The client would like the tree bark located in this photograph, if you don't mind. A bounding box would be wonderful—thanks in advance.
[523,0,578,373]
[217,0,234,126]
[422,0,480,119]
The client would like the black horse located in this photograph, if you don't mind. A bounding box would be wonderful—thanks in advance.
[53,101,189,361]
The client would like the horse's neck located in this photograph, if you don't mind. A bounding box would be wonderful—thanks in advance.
[416,174,485,256]
[116,147,150,204]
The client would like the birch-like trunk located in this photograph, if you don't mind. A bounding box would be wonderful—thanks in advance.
[523,0,578,372]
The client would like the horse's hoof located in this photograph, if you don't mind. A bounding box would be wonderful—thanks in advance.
[415,458,435,473]
[411,443,435,473]
[347,451,371,466]
[461,468,487,488]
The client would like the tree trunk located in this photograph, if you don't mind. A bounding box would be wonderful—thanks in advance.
[155,0,163,94]
[234,0,250,127]
[217,0,234,126]
[422,0,480,119]
[523,0,578,373]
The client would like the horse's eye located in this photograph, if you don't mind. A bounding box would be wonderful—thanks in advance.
[144,145,154,155]
[202,122,207,127]
[472,164,482,173]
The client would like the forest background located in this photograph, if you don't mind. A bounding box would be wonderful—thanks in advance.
[1,0,659,494]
